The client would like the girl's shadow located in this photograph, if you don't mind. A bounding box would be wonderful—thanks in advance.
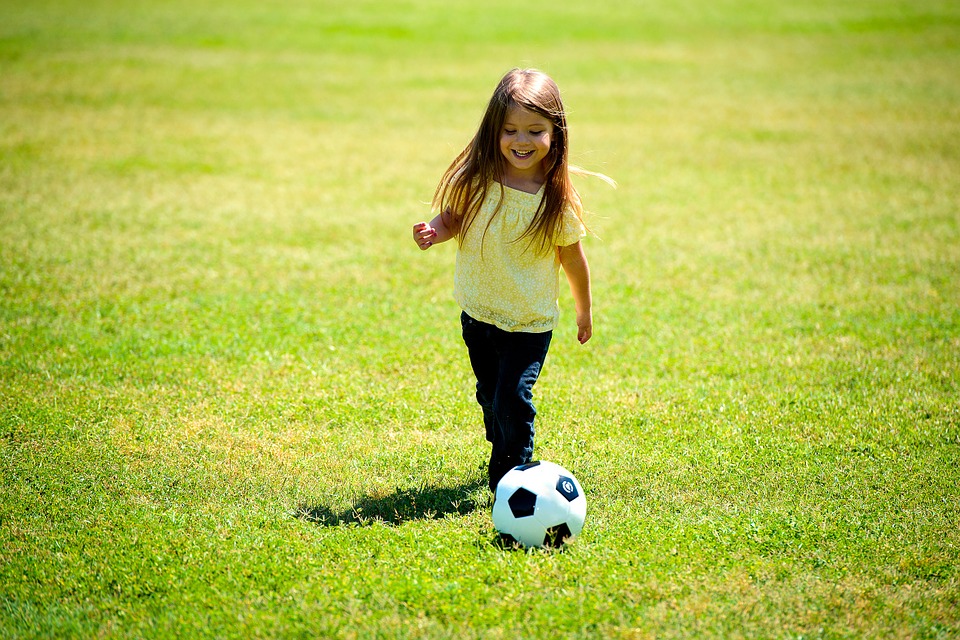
[295,479,486,527]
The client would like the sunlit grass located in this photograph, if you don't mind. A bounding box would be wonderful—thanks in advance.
[2,0,959,637]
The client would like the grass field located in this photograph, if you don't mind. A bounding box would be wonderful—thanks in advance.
[2,0,959,637]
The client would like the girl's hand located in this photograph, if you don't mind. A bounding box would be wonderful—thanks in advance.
[576,309,593,344]
[413,222,438,250]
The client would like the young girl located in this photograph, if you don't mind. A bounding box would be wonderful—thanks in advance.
[412,68,601,492]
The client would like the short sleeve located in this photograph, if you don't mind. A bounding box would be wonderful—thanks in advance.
[556,205,586,247]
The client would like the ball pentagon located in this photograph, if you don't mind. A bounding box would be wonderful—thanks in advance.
[507,487,537,518]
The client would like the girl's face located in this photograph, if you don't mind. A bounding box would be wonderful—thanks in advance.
[499,105,554,182]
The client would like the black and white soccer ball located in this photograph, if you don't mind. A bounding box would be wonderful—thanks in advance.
[492,461,587,549]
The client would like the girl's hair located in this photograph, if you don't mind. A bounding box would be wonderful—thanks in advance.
[432,68,608,255]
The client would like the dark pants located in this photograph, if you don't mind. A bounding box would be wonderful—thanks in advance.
[460,312,552,491]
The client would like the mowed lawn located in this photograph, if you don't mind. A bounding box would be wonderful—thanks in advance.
[1,0,958,637]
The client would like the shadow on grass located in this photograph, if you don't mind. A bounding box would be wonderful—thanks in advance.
[295,479,487,527]
[488,533,572,553]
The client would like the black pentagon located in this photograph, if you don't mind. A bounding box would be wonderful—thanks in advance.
[507,487,537,518]
[543,523,573,548]
[555,475,579,502]
[515,461,541,472]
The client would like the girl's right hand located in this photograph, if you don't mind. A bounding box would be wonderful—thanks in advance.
[413,222,438,250]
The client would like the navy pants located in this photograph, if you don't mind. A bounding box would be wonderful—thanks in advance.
[460,312,552,491]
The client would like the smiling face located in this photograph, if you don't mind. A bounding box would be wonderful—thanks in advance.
[499,105,554,186]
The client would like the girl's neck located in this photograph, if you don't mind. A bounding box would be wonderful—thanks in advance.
[500,166,546,195]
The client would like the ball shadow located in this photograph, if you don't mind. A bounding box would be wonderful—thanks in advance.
[295,479,487,527]
[489,532,572,553]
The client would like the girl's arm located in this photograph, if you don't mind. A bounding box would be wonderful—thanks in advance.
[559,241,593,344]
[413,209,456,250]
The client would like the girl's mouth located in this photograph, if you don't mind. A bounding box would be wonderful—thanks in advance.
[512,150,534,159]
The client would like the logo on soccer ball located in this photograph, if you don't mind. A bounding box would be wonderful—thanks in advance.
[555,475,579,501]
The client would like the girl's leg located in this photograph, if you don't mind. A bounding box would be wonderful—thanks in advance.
[491,328,552,480]
[461,312,552,491]
[460,313,501,488]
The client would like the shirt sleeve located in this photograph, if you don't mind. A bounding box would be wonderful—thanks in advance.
[556,204,587,247]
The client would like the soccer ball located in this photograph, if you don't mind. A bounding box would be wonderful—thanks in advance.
[492,461,587,549]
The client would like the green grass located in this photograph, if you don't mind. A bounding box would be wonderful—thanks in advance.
[2,0,958,637]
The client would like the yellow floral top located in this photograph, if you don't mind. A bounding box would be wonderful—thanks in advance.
[454,184,585,333]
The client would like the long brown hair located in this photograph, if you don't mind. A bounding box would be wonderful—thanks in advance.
[432,68,589,255]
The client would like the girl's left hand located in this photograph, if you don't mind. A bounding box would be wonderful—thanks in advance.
[576,310,592,344]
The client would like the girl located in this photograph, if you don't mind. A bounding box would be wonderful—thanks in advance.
[412,68,603,492]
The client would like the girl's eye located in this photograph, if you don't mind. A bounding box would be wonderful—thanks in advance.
[504,129,517,135]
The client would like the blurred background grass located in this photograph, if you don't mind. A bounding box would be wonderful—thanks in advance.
[1,0,958,637]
